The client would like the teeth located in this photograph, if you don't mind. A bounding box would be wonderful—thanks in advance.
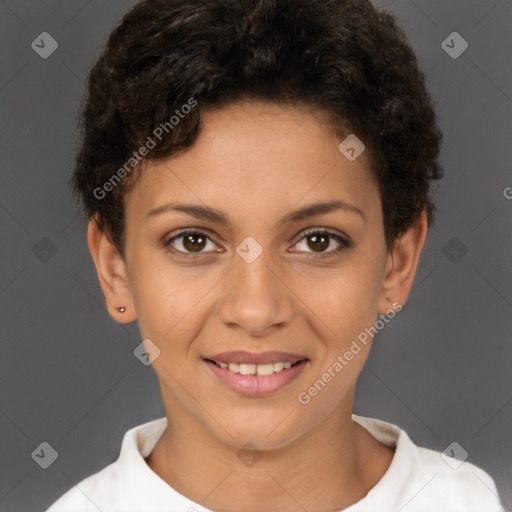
[215,360,302,375]
[239,363,256,375]
[228,362,240,373]
[256,363,274,376]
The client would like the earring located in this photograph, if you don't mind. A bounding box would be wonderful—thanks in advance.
[389,299,402,310]
[117,307,126,313]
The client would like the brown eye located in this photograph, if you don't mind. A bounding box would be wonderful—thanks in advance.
[183,233,207,252]
[306,233,330,252]
[292,229,350,259]
[164,230,218,255]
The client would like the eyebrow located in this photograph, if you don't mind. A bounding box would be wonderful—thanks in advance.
[144,199,366,228]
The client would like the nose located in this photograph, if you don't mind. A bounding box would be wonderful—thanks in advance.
[217,248,295,338]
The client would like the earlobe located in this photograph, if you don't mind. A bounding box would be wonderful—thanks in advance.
[87,219,137,323]
[378,210,428,314]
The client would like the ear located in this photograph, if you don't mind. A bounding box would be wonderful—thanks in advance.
[87,218,137,323]
[377,209,428,314]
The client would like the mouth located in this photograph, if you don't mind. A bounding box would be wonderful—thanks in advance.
[204,358,306,376]
[203,351,309,396]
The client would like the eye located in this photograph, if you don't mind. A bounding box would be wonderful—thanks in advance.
[163,230,220,257]
[163,228,351,260]
[291,228,351,259]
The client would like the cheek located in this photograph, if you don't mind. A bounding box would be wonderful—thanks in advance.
[133,276,201,342]
[128,254,220,352]
[128,232,385,351]
[304,261,383,344]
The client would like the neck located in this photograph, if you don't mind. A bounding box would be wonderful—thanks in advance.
[146,390,394,511]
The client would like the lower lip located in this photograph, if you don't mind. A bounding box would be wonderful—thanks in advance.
[204,359,308,397]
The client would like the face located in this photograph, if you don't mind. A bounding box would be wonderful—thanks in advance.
[91,101,426,450]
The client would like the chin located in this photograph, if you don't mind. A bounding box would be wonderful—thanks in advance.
[207,408,306,451]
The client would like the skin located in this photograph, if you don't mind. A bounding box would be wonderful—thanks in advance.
[88,101,428,511]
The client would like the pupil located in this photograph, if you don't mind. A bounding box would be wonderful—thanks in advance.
[184,234,206,252]
[308,234,328,252]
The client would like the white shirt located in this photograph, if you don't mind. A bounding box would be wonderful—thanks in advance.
[44,414,505,512]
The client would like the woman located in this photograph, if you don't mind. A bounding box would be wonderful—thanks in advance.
[45,0,504,510]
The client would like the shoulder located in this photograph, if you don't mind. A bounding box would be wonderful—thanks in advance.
[353,415,505,511]
[409,442,504,510]
[44,462,121,512]
[43,417,168,512]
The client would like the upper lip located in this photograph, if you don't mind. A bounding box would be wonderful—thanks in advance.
[205,351,308,365]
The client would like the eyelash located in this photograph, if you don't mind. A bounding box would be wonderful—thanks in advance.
[163,228,351,261]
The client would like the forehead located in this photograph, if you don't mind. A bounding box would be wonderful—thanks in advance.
[124,101,381,228]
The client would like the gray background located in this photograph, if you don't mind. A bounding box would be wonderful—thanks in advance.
[1,0,511,510]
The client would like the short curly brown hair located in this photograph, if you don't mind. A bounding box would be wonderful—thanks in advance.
[73,0,443,254]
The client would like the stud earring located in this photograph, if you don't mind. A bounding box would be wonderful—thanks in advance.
[117,307,126,313]
[389,299,402,310]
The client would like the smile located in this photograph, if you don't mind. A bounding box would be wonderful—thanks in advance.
[209,360,302,375]
[203,354,309,396]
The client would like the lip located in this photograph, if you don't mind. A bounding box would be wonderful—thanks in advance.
[204,356,309,397]
[205,350,308,365]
